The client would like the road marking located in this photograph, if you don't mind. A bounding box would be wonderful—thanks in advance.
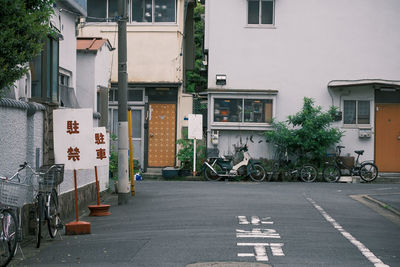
[237,216,274,225]
[237,243,285,261]
[236,229,281,238]
[306,197,390,267]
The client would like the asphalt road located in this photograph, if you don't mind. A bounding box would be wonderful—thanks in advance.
[14,181,400,267]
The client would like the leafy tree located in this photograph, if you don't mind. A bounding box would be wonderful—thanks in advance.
[0,0,54,95]
[185,3,207,93]
[265,97,343,163]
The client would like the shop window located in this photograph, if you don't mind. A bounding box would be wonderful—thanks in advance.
[248,0,274,25]
[343,100,370,125]
[214,98,273,123]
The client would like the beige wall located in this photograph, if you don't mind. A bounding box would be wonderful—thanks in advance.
[78,0,185,84]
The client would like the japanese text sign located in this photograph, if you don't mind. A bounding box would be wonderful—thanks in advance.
[53,108,95,170]
[93,127,109,166]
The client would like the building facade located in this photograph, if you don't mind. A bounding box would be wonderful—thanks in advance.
[204,0,400,172]
[79,0,196,171]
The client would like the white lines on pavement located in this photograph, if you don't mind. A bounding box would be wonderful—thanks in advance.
[236,216,284,262]
[237,216,274,225]
[306,197,390,267]
[236,229,281,239]
[237,243,285,261]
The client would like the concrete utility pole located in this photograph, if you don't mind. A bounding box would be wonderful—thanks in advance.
[117,0,129,205]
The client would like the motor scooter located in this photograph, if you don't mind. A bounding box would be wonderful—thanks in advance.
[203,137,266,182]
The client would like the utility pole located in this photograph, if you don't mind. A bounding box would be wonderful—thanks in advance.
[117,0,129,205]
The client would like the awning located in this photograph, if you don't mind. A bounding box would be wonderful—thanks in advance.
[328,79,400,88]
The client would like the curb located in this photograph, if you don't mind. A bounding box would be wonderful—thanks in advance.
[362,194,400,217]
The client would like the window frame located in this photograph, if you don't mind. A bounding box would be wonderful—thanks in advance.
[342,99,372,127]
[247,0,275,28]
[210,93,276,130]
[131,0,177,24]
[86,0,177,24]
[30,37,60,104]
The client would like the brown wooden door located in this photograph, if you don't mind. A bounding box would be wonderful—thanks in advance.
[375,104,400,172]
[148,103,176,167]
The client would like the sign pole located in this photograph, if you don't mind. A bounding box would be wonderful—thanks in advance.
[193,138,197,176]
[88,166,111,216]
[65,169,91,235]
[74,169,79,221]
[128,108,135,196]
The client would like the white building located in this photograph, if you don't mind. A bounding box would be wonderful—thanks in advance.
[204,0,400,172]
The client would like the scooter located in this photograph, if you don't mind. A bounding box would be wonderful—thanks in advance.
[203,137,266,182]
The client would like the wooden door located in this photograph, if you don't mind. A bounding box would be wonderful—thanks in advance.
[148,103,176,167]
[375,104,400,172]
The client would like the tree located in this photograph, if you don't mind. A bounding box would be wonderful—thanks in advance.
[185,3,207,93]
[265,97,343,163]
[0,0,54,95]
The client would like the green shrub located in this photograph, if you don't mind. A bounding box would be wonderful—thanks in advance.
[265,97,343,164]
[177,139,206,170]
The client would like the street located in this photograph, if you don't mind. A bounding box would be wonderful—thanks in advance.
[15,181,400,267]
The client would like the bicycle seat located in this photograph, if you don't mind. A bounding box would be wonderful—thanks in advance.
[354,150,364,155]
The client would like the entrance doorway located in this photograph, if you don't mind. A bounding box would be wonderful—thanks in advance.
[148,103,176,167]
[375,104,400,172]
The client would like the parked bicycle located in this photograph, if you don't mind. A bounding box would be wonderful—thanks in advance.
[270,145,318,182]
[30,163,64,248]
[1,164,33,267]
[322,146,378,182]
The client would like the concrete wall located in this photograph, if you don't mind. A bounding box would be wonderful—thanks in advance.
[205,0,400,160]
[76,54,96,109]
[94,45,112,110]
[0,100,44,177]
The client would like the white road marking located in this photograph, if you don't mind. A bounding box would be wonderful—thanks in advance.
[251,216,261,225]
[306,197,390,267]
[236,228,281,238]
[237,243,285,261]
[237,216,274,225]
[237,216,250,225]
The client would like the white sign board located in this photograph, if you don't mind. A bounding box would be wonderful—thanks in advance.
[53,109,95,170]
[188,114,203,140]
[93,127,109,167]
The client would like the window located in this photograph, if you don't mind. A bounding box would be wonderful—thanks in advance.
[87,0,118,22]
[214,98,273,123]
[248,0,274,25]
[132,0,176,23]
[30,37,59,103]
[343,100,370,125]
[109,87,144,102]
[87,0,176,23]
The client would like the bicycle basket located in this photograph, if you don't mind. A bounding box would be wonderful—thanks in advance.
[37,164,64,192]
[0,179,33,207]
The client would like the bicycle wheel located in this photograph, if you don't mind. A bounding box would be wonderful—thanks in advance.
[300,165,318,182]
[322,164,341,183]
[203,164,222,181]
[47,190,59,239]
[35,194,43,248]
[360,163,378,182]
[0,209,17,267]
[248,163,266,182]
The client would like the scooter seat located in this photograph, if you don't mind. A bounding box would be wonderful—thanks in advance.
[354,150,364,155]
